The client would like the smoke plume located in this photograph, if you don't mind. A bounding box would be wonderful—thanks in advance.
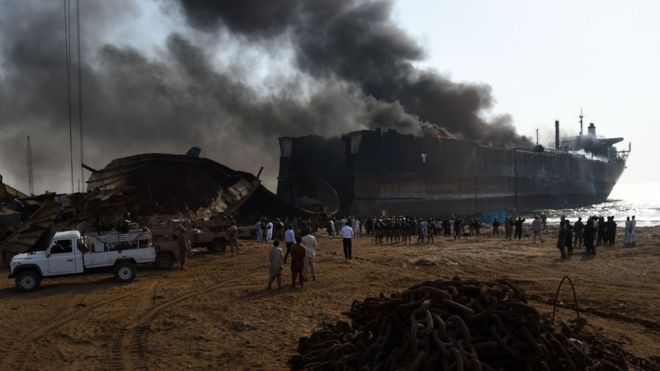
[0,0,531,195]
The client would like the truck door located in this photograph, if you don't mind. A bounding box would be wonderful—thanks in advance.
[47,238,77,274]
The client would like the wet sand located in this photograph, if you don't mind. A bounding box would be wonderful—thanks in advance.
[1,226,658,370]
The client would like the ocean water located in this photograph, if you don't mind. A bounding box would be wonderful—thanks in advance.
[540,182,660,227]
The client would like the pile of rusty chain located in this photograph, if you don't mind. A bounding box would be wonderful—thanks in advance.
[290,277,653,371]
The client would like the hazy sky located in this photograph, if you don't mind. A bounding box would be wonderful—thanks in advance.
[393,0,659,184]
[0,0,657,194]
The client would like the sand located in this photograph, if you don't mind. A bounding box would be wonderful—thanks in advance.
[0,226,658,370]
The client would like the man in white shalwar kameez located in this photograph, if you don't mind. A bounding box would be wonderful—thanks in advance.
[267,241,284,289]
[624,217,632,246]
[266,220,273,241]
[301,232,317,282]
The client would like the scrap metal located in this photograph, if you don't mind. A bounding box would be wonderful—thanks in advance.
[290,277,656,370]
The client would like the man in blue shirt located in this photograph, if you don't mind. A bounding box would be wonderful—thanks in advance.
[283,225,296,263]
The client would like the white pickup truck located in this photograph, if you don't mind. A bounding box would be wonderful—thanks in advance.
[8,229,156,291]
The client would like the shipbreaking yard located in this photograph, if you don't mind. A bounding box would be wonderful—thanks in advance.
[2,1,659,369]
[1,227,659,370]
[2,152,659,370]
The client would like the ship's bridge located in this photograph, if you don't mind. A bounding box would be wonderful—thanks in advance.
[559,123,624,159]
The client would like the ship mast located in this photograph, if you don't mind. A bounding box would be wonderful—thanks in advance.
[579,108,584,136]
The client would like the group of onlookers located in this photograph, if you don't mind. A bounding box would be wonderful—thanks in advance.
[551,215,636,259]
[267,224,319,290]
[258,213,638,287]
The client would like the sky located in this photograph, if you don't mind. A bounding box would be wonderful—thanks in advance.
[0,0,657,195]
[392,0,660,184]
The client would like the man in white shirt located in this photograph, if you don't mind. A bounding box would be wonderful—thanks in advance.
[341,221,354,260]
[283,225,296,262]
[301,231,317,281]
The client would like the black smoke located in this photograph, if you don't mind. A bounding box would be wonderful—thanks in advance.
[0,0,530,195]
[179,0,532,147]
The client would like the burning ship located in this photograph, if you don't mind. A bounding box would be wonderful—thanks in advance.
[277,118,630,217]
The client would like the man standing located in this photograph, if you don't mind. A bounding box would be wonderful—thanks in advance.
[176,225,190,270]
[226,222,239,256]
[531,216,543,243]
[557,221,568,259]
[283,224,296,262]
[341,220,354,260]
[514,217,526,240]
[565,220,574,256]
[427,219,435,244]
[419,219,428,244]
[492,218,500,237]
[301,231,317,282]
[255,219,263,243]
[290,241,306,289]
[504,217,513,240]
[267,240,284,290]
[328,219,336,236]
[606,216,617,245]
[541,213,548,233]
[573,217,584,247]
[273,218,284,241]
[353,218,361,237]
[597,216,606,245]
[453,218,462,240]
[266,220,273,241]
[630,215,637,246]
[584,220,597,255]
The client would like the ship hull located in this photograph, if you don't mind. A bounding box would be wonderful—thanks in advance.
[277,130,626,216]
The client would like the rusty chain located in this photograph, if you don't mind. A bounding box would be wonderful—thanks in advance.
[290,277,656,371]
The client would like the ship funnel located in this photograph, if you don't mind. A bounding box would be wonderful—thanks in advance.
[588,123,596,137]
[279,137,293,158]
[555,120,560,150]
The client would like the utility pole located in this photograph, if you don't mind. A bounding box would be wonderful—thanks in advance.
[27,136,34,196]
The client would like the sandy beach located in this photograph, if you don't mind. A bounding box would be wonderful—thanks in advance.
[1,226,658,370]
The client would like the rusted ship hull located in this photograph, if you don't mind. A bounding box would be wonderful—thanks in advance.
[277,130,626,216]
[86,152,305,221]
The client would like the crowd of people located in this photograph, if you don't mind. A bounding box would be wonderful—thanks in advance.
[552,215,637,259]
[180,213,639,289]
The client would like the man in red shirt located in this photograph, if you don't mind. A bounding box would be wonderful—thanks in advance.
[290,241,306,289]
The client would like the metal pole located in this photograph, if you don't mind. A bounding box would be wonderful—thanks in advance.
[76,0,84,192]
[64,0,74,193]
[27,136,34,196]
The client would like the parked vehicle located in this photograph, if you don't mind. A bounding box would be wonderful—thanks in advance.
[8,229,156,291]
[191,217,255,252]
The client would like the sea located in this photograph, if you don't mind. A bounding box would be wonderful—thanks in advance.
[539,182,660,227]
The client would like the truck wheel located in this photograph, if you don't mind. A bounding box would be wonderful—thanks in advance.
[155,252,174,270]
[114,262,136,283]
[208,238,227,253]
[16,270,41,292]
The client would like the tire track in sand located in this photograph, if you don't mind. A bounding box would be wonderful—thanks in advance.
[1,289,134,371]
[110,259,263,370]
